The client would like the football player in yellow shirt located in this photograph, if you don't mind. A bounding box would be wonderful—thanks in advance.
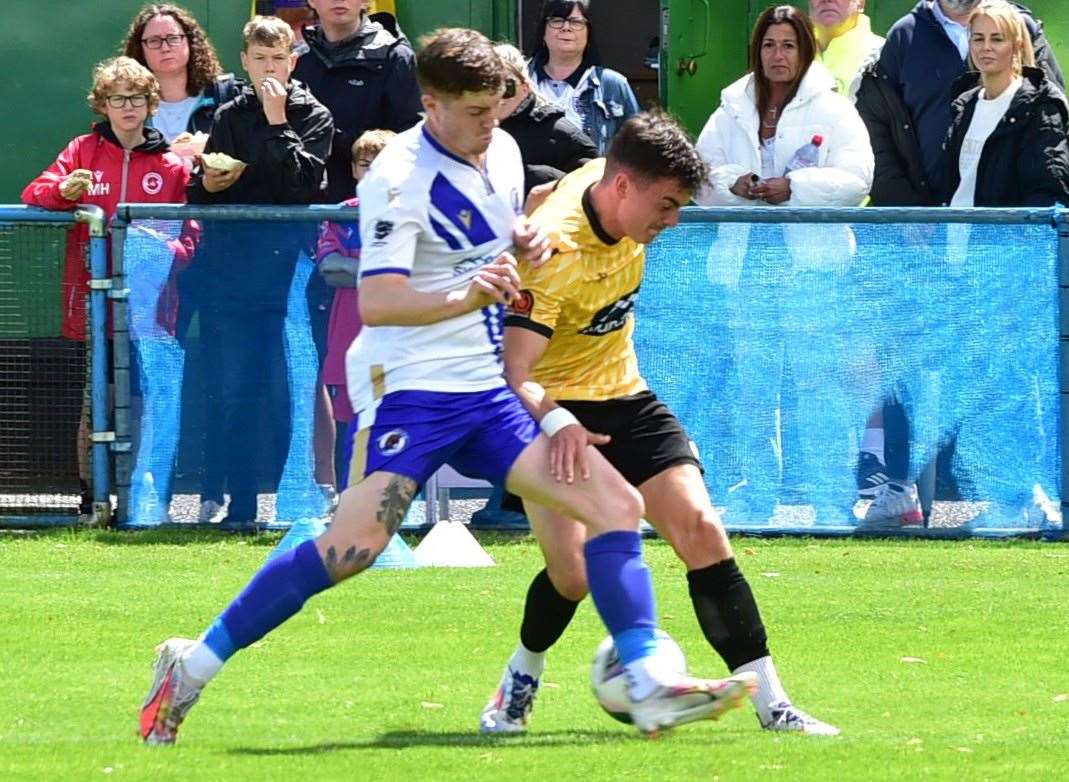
[480,112,839,737]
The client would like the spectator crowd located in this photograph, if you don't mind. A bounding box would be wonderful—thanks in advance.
[20,0,1069,529]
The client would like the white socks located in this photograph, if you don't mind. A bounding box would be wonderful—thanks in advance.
[507,643,546,681]
[180,639,225,688]
[733,656,789,724]
[861,427,885,462]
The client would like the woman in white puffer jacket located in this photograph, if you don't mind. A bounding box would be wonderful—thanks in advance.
[695,22,873,207]
[692,5,876,528]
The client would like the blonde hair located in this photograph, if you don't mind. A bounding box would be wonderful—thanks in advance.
[493,43,545,107]
[242,15,295,52]
[968,0,1036,76]
[88,56,160,116]
[351,129,397,163]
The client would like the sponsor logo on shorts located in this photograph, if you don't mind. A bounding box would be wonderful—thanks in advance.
[141,172,164,196]
[578,286,640,336]
[377,429,408,456]
[507,289,535,317]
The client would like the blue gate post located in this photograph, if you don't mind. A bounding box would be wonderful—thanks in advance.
[1058,209,1069,537]
[109,220,133,527]
[78,206,111,525]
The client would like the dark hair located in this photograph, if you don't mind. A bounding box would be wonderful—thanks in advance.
[606,111,709,194]
[121,3,222,96]
[749,5,816,124]
[416,28,504,97]
[530,0,602,72]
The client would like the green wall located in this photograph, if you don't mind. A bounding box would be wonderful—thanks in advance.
[397,0,515,44]
[3,1,251,203]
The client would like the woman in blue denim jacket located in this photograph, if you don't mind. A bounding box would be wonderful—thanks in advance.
[526,0,641,154]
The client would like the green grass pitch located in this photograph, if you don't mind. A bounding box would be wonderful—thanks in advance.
[1,530,1066,781]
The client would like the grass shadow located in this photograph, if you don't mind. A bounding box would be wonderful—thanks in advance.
[227,727,740,756]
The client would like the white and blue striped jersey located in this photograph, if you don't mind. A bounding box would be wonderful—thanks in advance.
[346,122,525,414]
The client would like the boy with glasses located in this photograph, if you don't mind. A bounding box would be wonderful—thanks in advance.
[22,56,194,516]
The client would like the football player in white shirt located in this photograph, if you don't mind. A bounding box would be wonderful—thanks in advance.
[139,28,755,746]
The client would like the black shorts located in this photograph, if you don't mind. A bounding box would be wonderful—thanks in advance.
[502,390,701,513]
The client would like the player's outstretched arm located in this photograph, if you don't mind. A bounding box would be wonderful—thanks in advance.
[359,254,520,327]
[504,327,610,483]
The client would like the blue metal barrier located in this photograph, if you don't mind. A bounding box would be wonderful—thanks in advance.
[0,205,109,527]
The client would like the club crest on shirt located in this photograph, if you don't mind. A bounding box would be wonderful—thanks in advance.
[458,209,473,230]
[141,172,164,196]
[507,289,535,318]
[377,429,408,456]
[578,286,640,336]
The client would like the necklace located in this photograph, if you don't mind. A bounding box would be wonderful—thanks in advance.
[761,105,780,130]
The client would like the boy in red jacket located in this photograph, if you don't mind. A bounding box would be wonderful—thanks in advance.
[22,56,192,514]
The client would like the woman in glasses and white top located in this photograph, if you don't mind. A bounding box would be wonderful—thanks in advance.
[120,3,240,144]
[526,0,640,154]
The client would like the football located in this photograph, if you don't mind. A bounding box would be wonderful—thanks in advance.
[590,631,688,724]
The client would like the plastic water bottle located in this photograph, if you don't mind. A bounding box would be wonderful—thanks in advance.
[784,135,823,174]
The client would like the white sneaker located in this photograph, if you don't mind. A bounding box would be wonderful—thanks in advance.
[140,638,203,745]
[629,671,757,737]
[861,481,923,530]
[478,667,540,734]
[197,500,226,525]
[760,701,840,736]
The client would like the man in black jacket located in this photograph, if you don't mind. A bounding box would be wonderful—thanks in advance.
[190,15,334,527]
[856,0,1062,207]
[294,0,421,203]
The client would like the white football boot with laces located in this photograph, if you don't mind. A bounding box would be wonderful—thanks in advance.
[479,667,541,734]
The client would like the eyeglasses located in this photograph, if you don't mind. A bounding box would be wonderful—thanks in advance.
[142,33,186,50]
[547,17,589,31]
[105,94,149,108]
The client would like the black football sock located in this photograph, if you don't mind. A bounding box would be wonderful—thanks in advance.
[519,568,581,653]
[686,558,770,670]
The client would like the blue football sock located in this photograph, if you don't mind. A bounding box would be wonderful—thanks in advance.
[202,540,332,662]
[583,530,658,665]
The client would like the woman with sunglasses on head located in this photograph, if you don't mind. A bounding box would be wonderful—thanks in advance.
[527,0,640,154]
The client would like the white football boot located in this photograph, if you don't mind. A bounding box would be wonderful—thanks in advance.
[478,667,541,734]
[629,671,757,737]
[140,638,203,745]
[760,701,841,736]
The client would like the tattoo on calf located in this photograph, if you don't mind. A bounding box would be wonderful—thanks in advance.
[323,545,373,581]
[376,475,417,536]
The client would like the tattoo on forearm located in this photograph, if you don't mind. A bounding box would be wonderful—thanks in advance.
[376,475,417,536]
[323,545,373,582]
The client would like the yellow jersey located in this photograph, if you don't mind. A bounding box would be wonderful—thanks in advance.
[505,159,647,402]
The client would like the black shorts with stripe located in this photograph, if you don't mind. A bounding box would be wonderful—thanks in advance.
[502,390,702,513]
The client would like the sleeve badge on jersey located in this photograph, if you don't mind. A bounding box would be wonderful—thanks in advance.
[373,220,394,241]
[507,289,535,318]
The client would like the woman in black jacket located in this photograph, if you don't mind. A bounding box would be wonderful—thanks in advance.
[943,1,1069,206]
[494,43,597,195]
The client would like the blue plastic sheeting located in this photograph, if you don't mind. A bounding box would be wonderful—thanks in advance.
[122,220,328,527]
[117,213,1064,537]
[638,220,1061,535]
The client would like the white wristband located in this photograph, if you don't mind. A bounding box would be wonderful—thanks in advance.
[539,407,579,438]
